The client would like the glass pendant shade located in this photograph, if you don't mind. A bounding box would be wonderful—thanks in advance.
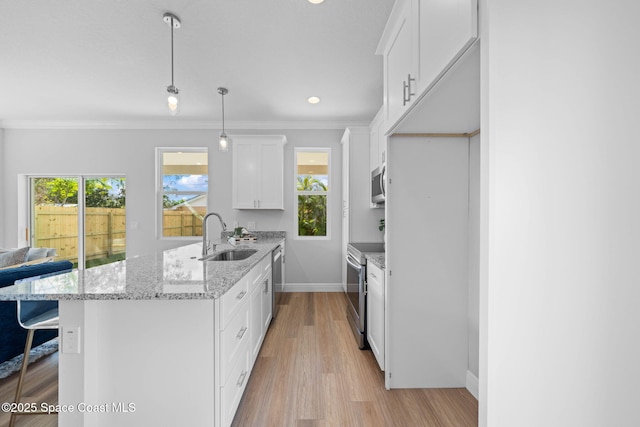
[219,132,229,152]
[167,86,180,116]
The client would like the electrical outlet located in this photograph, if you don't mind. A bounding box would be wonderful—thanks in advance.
[247,221,256,230]
[63,327,81,354]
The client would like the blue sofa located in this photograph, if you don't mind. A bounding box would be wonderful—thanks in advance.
[0,261,73,363]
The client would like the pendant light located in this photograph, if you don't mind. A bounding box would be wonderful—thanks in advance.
[218,87,229,152]
[163,12,181,115]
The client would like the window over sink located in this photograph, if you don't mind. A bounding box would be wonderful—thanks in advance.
[294,148,330,239]
[157,148,208,239]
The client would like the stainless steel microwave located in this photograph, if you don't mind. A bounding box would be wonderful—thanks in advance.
[371,164,386,204]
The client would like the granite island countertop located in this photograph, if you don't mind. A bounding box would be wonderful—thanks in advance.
[0,233,285,301]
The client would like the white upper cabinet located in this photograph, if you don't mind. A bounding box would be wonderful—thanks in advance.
[232,135,287,210]
[377,0,478,132]
[419,0,478,92]
[370,106,387,172]
[377,0,420,126]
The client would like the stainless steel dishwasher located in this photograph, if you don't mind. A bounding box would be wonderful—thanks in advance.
[272,244,284,318]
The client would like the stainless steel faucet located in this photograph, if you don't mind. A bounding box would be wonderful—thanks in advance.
[202,212,228,257]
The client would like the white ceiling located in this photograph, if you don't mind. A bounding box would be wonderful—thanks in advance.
[0,0,395,129]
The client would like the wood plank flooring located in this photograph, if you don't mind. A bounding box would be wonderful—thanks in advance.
[0,292,477,427]
[0,351,58,427]
[232,292,478,427]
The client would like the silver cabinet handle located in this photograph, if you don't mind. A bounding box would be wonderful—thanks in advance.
[236,326,248,340]
[403,74,416,106]
[403,80,409,106]
[407,74,415,100]
[236,290,247,300]
[263,279,269,294]
[236,370,248,388]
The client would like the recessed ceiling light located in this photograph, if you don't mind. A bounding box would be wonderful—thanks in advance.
[307,96,321,104]
[308,0,325,4]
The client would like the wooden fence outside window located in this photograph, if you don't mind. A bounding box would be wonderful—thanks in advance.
[33,205,204,265]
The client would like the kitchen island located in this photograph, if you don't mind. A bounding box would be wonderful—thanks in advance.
[0,234,285,427]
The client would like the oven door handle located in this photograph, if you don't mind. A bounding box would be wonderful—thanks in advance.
[346,254,363,272]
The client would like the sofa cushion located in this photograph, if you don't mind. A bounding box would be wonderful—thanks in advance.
[0,247,30,268]
[27,247,49,261]
[0,260,74,288]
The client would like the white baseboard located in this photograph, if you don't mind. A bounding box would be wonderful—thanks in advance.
[466,370,479,400]
[284,283,343,292]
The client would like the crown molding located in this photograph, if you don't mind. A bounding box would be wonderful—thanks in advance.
[0,119,371,130]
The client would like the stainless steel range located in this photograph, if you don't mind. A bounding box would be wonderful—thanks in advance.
[345,242,385,349]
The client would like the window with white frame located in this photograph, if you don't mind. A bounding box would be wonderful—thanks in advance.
[28,175,126,269]
[295,148,330,239]
[157,148,208,238]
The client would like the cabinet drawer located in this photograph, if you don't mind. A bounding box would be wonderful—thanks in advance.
[367,262,383,285]
[261,253,272,273]
[220,305,250,386]
[249,254,272,291]
[221,343,250,427]
[220,276,249,330]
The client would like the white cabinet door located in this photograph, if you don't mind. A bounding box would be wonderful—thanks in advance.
[370,106,387,172]
[367,261,385,371]
[382,0,419,125]
[257,143,283,209]
[419,0,478,92]
[261,272,272,332]
[370,114,380,173]
[232,135,287,209]
[233,142,259,209]
[249,276,264,364]
[249,256,272,365]
[220,344,250,427]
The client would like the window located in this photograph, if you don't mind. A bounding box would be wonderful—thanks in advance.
[158,148,208,238]
[295,148,330,239]
[29,176,126,269]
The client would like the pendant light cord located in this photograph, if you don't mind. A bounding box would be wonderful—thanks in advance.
[221,92,225,133]
[170,16,175,87]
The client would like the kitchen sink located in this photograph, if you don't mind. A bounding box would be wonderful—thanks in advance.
[200,249,257,261]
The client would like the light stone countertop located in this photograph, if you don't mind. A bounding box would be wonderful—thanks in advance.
[364,252,385,270]
[0,234,285,301]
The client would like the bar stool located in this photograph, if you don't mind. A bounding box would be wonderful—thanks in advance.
[9,300,59,427]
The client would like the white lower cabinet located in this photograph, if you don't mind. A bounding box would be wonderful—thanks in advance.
[250,277,264,364]
[367,261,385,371]
[220,300,250,385]
[250,256,272,365]
[221,342,250,427]
[217,252,274,427]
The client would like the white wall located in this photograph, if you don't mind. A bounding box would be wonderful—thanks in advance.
[0,128,344,284]
[482,2,640,426]
[467,134,480,379]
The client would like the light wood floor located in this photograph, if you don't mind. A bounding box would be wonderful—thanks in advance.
[0,292,477,427]
[0,350,58,427]
[232,292,478,427]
